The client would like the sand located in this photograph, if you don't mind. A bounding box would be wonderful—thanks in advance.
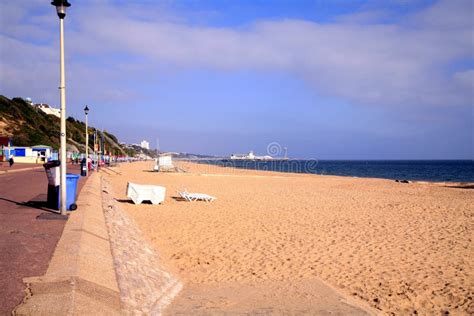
[103,161,473,314]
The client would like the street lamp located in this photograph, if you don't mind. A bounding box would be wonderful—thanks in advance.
[51,0,71,19]
[84,105,89,176]
[51,0,71,215]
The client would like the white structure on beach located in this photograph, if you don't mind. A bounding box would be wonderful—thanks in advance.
[140,140,150,150]
[153,153,176,172]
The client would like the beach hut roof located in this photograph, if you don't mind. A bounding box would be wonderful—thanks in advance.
[159,152,176,157]
[32,145,52,148]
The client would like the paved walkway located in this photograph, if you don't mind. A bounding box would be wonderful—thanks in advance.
[0,164,86,315]
[0,162,43,174]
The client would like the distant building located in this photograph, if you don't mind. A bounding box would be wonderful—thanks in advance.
[140,140,150,150]
[34,103,60,118]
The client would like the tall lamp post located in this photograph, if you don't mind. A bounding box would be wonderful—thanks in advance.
[84,105,89,176]
[51,0,71,215]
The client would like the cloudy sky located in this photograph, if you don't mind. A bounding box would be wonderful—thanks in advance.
[0,0,472,159]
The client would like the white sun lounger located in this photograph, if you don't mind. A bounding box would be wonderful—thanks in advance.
[178,190,216,202]
[127,182,166,205]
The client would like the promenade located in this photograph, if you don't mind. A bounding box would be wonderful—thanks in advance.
[0,162,43,174]
[0,164,86,315]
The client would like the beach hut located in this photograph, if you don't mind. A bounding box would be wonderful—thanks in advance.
[155,153,175,172]
[5,145,53,163]
[32,145,53,163]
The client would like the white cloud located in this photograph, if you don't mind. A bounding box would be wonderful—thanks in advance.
[333,9,392,24]
[410,0,473,30]
[0,35,57,101]
[454,69,474,89]
[1,0,473,108]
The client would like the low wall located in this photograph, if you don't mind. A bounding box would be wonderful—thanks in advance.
[101,178,182,314]
[14,170,182,315]
[14,173,122,315]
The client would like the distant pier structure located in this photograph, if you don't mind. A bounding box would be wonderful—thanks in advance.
[229,151,288,161]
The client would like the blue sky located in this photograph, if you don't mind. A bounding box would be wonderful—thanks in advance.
[0,0,472,159]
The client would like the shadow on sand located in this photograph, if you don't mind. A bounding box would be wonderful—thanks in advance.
[171,196,187,202]
[114,198,155,205]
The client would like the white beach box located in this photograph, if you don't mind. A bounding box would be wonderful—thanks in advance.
[126,182,166,205]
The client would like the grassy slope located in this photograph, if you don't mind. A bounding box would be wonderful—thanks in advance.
[0,95,126,154]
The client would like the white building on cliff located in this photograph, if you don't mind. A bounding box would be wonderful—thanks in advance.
[34,103,61,118]
[140,140,150,150]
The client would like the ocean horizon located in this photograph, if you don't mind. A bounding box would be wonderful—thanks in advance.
[196,159,474,183]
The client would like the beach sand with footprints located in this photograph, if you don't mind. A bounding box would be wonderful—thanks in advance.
[104,161,473,314]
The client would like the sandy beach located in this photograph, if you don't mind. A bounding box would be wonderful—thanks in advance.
[104,161,473,314]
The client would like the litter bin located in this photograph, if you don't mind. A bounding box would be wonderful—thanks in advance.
[80,158,87,176]
[44,160,61,210]
[43,161,80,211]
[65,174,80,210]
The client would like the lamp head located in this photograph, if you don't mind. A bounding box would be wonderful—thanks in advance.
[84,105,89,115]
[51,0,71,19]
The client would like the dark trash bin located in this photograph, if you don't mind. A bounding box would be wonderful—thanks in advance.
[80,158,87,176]
[43,160,61,210]
[43,161,80,211]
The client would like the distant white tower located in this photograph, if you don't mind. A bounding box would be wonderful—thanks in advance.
[140,140,150,150]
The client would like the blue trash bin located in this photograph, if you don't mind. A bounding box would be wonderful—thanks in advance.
[62,174,80,210]
[47,174,80,211]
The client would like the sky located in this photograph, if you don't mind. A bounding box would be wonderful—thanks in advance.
[0,0,472,159]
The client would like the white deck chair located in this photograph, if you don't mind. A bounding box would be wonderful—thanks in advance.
[178,190,216,202]
[127,182,166,205]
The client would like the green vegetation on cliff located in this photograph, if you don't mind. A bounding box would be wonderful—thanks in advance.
[0,95,127,155]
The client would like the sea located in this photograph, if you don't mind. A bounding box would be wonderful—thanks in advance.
[197,160,474,183]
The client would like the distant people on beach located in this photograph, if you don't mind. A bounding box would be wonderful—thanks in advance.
[9,155,14,167]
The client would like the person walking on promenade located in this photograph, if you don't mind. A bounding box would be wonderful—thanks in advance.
[87,156,92,171]
[9,155,14,168]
